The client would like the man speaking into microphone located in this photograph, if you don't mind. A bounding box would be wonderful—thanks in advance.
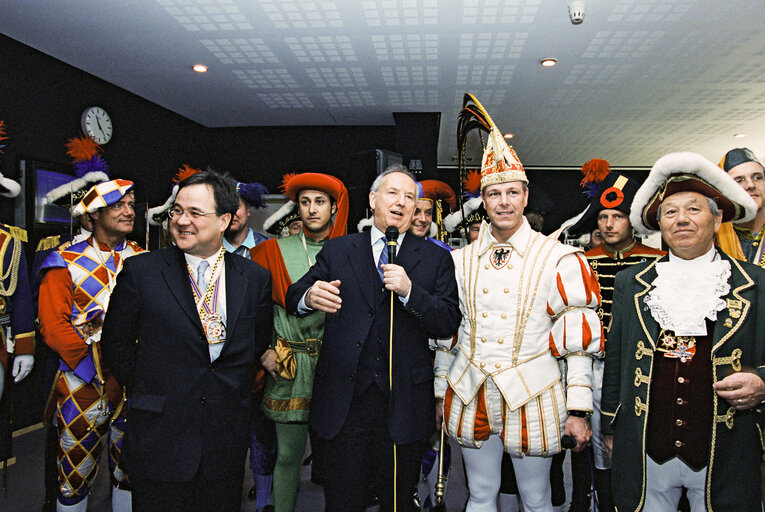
[286,165,460,512]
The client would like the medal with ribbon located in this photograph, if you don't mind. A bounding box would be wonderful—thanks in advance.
[189,250,226,345]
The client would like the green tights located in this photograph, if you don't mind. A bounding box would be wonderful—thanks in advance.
[273,422,309,512]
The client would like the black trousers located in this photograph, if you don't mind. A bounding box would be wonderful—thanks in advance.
[131,466,244,512]
[322,385,424,512]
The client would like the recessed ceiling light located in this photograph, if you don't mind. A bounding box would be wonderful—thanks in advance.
[734,132,746,138]
[192,64,208,73]
[540,58,557,67]
[504,133,514,139]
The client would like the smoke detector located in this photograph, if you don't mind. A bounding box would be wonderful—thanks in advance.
[569,1,585,24]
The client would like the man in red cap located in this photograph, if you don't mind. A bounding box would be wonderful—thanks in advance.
[251,172,348,512]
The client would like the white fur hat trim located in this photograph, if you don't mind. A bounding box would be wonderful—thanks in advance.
[263,201,296,232]
[630,151,757,234]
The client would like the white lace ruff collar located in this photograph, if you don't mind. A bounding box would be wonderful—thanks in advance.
[644,248,730,336]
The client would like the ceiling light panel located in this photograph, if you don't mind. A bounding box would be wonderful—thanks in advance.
[459,33,527,60]
[456,64,515,87]
[256,92,314,108]
[306,67,367,88]
[461,0,539,25]
[362,0,438,27]
[371,34,438,62]
[380,66,438,87]
[607,0,693,23]
[721,62,765,84]
[322,91,376,108]
[285,36,357,63]
[158,0,251,31]
[564,63,631,86]
[387,89,439,108]
[582,30,663,60]
[232,68,298,89]
[200,38,278,65]
[259,1,343,29]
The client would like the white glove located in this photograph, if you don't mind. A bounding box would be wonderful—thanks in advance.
[12,354,34,383]
[85,330,102,346]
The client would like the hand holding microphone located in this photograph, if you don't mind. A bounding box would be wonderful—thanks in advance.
[381,226,412,297]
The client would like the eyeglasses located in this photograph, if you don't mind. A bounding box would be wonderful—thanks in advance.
[168,205,218,219]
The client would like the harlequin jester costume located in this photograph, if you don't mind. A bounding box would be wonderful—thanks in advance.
[251,172,348,512]
[38,179,144,512]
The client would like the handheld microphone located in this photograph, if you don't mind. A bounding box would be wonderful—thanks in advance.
[561,434,576,450]
[385,226,399,265]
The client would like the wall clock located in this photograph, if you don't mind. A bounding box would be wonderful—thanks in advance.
[80,106,113,144]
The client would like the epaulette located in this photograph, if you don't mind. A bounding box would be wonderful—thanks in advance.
[36,234,62,252]
[0,223,27,242]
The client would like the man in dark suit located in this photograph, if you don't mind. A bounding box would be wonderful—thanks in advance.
[101,170,273,512]
[286,166,461,512]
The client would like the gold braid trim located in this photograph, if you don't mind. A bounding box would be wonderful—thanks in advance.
[634,396,648,417]
[4,225,27,242]
[713,348,742,372]
[0,235,21,297]
[263,396,310,412]
[566,383,592,390]
[550,305,591,323]
[634,368,650,387]
[564,350,596,359]
[634,340,653,360]
[714,407,736,430]
[36,235,62,252]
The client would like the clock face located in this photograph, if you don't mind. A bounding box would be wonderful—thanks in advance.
[80,106,113,144]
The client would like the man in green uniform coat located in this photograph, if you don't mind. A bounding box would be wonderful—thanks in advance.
[602,151,765,511]
[251,172,348,512]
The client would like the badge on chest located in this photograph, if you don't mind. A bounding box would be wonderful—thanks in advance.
[491,246,513,270]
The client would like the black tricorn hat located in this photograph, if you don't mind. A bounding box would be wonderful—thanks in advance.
[567,171,640,236]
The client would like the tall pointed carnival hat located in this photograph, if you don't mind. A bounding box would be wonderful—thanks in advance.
[450,93,526,237]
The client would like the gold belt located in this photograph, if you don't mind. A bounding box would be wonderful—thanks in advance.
[278,336,322,356]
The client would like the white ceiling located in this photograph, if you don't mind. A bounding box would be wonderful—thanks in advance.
[3,0,765,167]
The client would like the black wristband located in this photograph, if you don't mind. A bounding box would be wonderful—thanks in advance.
[568,410,589,418]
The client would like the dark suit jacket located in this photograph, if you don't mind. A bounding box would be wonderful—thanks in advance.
[285,231,460,444]
[101,246,272,482]
[601,252,765,512]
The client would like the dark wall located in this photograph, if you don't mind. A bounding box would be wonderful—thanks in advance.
[0,33,397,233]
[0,33,399,429]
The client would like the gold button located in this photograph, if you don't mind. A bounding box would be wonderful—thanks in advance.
[675,419,683,426]
[677,377,685,383]
[501,313,507,319]
[504,288,509,294]
[507,264,513,269]
[676,398,684,405]
[484,264,489,270]
[674,440,682,447]
[481,337,487,343]
[480,361,486,368]
[482,312,488,318]
[483,288,489,294]
[498,338,504,344]
[495,363,501,369]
